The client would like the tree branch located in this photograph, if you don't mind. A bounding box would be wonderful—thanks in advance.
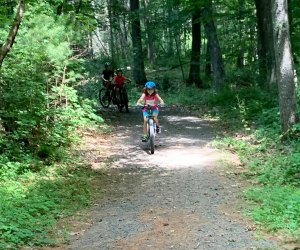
[0,0,25,69]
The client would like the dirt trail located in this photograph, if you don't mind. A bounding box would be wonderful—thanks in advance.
[67,106,282,250]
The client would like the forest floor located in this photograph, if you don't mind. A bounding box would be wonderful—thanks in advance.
[52,105,292,250]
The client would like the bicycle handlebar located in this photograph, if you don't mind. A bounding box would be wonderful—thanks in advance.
[135,104,165,109]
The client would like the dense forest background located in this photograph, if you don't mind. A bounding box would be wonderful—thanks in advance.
[0,0,300,248]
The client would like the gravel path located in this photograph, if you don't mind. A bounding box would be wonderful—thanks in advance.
[67,106,281,250]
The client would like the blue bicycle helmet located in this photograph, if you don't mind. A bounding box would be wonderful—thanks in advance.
[145,81,156,89]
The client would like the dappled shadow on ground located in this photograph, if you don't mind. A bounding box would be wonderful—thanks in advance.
[67,106,282,250]
[94,106,224,171]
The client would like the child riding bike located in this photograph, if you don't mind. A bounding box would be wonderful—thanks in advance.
[136,81,165,142]
[112,68,131,112]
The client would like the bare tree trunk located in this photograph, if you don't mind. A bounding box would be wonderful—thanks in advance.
[203,1,225,90]
[106,0,116,65]
[205,41,211,78]
[187,8,202,88]
[143,0,156,65]
[0,0,24,69]
[166,1,174,57]
[236,0,246,69]
[272,0,297,133]
[130,0,147,85]
[255,0,277,89]
[174,33,185,84]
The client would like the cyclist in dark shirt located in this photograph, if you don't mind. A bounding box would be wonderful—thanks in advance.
[101,62,114,88]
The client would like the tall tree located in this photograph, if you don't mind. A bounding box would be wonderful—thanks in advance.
[0,0,24,69]
[143,0,157,65]
[106,0,117,65]
[202,0,225,90]
[272,0,297,133]
[236,0,245,69]
[255,0,277,89]
[187,7,202,88]
[166,0,175,57]
[130,0,147,85]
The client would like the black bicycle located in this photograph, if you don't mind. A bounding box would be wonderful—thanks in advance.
[99,81,113,108]
[99,83,129,112]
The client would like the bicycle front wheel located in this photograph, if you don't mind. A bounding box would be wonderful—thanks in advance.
[99,88,111,108]
[149,134,155,154]
[149,120,155,154]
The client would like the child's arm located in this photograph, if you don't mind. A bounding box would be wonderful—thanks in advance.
[136,94,145,106]
[156,94,165,106]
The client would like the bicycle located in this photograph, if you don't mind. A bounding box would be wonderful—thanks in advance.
[99,82,129,112]
[114,85,129,113]
[140,104,159,154]
[99,81,113,108]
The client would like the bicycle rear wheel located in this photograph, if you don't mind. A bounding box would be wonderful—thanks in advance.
[99,88,111,108]
[116,88,124,112]
[122,87,129,112]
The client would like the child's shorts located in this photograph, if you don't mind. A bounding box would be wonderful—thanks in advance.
[143,109,158,117]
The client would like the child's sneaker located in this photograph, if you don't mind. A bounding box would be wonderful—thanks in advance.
[142,135,148,142]
[156,126,160,133]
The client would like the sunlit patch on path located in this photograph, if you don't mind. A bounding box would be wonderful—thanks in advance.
[68,108,281,250]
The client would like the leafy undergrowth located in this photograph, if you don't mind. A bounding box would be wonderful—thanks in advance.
[220,134,300,241]
[0,151,103,249]
[198,86,300,244]
[244,185,300,236]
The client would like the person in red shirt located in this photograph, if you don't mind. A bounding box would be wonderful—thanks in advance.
[113,69,127,87]
[112,69,131,112]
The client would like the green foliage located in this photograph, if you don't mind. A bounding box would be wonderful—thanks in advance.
[164,85,210,106]
[0,8,103,161]
[206,85,300,242]
[0,163,95,249]
[244,186,300,236]
[0,3,104,248]
[256,152,300,186]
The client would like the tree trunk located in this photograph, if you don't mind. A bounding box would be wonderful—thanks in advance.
[202,1,225,90]
[143,0,156,65]
[106,0,116,65]
[236,0,245,69]
[166,2,174,57]
[272,0,297,133]
[255,0,277,89]
[146,19,156,65]
[130,0,147,86]
[187,8,202,88]
[205,42,211,78]
[0,0,24,69]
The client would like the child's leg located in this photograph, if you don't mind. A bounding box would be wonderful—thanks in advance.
[142,116,148,141]
[153,114,160,133]
[143,117,148,135]
[153,114,159,127]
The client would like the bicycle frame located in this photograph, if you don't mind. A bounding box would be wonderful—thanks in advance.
[145,105,157,154]
[99,83,128,112]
